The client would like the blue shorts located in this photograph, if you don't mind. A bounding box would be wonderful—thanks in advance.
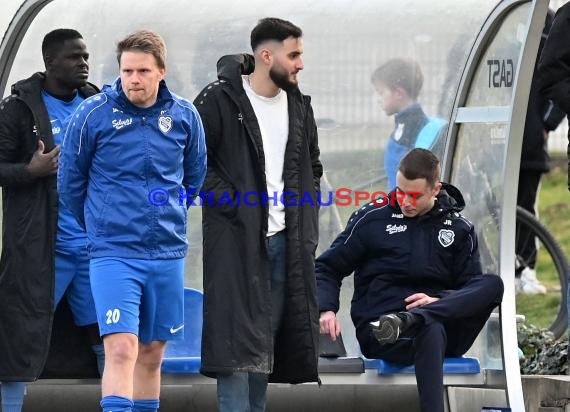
[54,246,97,326]
[90,257,184,343]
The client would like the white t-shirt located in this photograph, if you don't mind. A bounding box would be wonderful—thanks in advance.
[243,76,288,236]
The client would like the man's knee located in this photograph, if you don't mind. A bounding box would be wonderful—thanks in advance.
[104,333,138,365]
[481,274,504,303]
[137,341,166,371]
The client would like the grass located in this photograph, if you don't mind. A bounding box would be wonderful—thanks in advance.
[515,160,570,334]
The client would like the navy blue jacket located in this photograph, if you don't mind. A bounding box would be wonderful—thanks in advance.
[316,183,482,333]
[59,78,206,259]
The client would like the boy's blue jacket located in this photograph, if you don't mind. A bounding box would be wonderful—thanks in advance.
[316,183,482,332]
[58,78,206,259]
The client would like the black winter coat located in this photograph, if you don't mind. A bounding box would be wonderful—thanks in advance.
[195,54,322,383]
[537,3,570,187]
[522,9,565,173]
[0,73,99,381]
[316,184,483,345]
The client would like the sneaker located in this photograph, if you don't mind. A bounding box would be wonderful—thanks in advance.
[370,312,421,345]
[516,267,547,295]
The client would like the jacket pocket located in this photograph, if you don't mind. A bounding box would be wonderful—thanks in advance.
[95,192,112,236]
[201,169,238,218]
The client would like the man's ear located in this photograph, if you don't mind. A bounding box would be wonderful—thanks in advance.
[433,181,443,197]
[43,54,53,71]
[394,86,408,100]
[258,47,272,66]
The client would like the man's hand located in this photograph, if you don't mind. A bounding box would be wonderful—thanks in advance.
[405,293,439,310]
[319,310,341,341]
[26,140,60,177]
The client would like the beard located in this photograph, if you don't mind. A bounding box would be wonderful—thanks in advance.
[269,66,299,93]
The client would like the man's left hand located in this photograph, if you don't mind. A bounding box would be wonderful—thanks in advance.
[404,293,439,310]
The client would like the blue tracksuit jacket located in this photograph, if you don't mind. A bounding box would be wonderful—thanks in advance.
[58,78,206,259]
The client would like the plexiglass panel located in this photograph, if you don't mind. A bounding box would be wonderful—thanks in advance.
[3,0,504,356]
[450,2,531,369]
[464,4,529,107]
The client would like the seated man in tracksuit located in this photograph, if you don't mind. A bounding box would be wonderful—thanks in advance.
[317,148,503,412]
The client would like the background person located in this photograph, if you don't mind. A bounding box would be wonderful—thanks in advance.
[516,8,565,295]
[0,28,101,412]
[371,58,446,191]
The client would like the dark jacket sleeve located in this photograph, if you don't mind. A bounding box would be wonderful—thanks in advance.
[542,99,566,131]
[451,222,483,288]
[304,97,322,194]
[316,212,367,313]
[538,5,570,115]
[194,86,238,208]
[0,97,35,187]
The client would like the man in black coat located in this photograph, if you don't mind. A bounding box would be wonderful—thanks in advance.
[538,3,570,190]
[195,17,322,412]
[318,149,503,412]
[0,29,100,412]
[516,8,565,295]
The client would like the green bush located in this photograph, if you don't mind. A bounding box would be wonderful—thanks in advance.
[518,322,568,375]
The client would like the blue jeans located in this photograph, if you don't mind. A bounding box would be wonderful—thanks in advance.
[217,230,287,412]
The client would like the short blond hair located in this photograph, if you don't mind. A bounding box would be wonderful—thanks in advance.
[116,30,167,69]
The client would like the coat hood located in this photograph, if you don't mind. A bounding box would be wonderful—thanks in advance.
[12,72,99,101]
[434,182,466,213]
[216,54,255,85]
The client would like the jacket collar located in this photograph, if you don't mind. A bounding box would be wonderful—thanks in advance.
[11,72,99,150]
[390,182,466,218]
[104,77,173,114]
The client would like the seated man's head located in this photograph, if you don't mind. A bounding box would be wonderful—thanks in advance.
[371,58,423,116]
[396,148,441,218]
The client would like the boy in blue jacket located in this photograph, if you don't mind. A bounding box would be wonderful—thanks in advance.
[317,148,503,412]
[58,30,206,412]
[372,59,446,190]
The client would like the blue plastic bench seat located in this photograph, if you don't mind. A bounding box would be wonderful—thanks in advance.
[364,357,481,375]
[161,357,202,374]
[161,288,203,375]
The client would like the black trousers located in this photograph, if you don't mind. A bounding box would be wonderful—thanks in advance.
[516,170,542,269]
[357,275,504,412]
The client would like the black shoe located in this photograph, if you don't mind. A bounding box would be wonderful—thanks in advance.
[370,312,421,345]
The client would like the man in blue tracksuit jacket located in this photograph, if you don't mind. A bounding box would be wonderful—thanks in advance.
[317,149,503,412]
[58,30,206,412]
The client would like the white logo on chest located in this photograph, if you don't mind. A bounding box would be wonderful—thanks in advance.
[158,115,173,134]
[438,229,455,247]
[112,118,133,130]
[394,123,404,141]
[386,224,407,235]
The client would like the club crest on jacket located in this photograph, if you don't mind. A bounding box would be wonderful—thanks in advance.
[438,229,455,247]
[159,115,172,134]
